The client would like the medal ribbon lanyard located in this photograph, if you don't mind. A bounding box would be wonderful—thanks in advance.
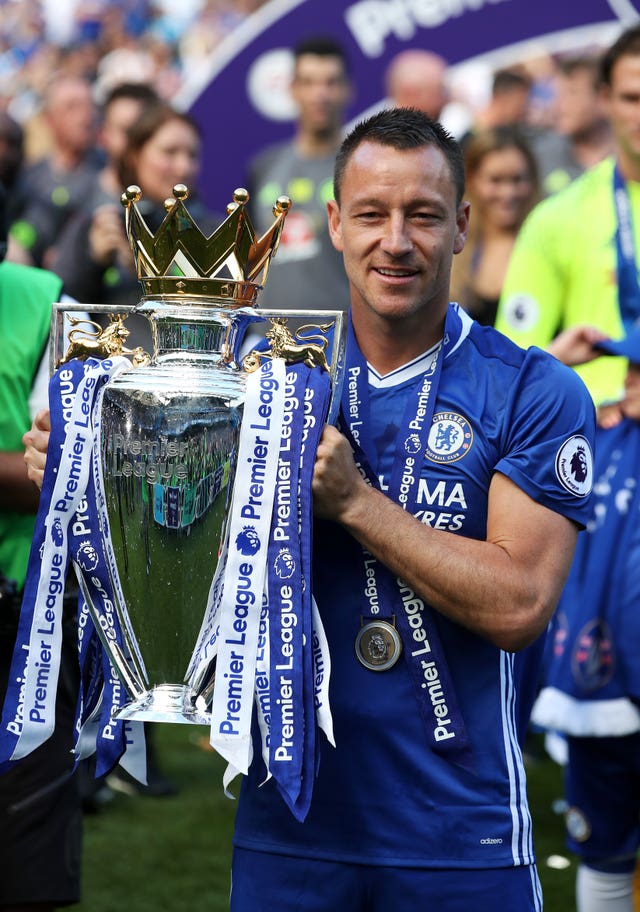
[613,164,640,331]
[340,307,474,772]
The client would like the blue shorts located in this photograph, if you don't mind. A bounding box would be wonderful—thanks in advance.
[230,847,543,912]
[565,734,640,872]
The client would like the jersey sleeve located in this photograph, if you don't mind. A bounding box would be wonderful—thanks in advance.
[495,348,596,527]
[495,199,566,348]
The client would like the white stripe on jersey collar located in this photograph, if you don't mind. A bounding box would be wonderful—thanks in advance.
[367,305,474,389]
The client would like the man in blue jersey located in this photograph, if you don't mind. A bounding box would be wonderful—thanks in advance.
[24,109,596,911]
[533,324,640,912]
[227,109,595,911]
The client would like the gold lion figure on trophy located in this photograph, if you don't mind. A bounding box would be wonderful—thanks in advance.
[58,315,151,367]
[243,318,332,373]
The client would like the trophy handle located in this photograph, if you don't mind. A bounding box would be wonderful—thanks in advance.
[73,561,146,700]
[244,308,347,425]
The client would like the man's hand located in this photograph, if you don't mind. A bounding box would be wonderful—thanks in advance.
[22,409,50,491]
[312,425,369,522]
[88,205,133,269]
[546,325,608,366]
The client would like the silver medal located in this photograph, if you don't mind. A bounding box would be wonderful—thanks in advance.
[355,619,402,671]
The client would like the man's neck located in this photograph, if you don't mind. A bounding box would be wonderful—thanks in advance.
[294,128,341,158]
[571,121,612,170]
[51,146,86,173]
[352,310,446,376]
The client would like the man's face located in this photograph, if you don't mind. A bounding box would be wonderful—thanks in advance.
[555,68,603,138]
[604,54,640,165]
[290,54,350,136]
[327,142,469,326]
[47,80,96,154]
[388,60,447,119]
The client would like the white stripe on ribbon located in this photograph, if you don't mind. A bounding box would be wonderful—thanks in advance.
[311,597,334,747]
[209,358,286,778]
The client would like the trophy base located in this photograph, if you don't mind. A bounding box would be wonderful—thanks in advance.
[115,684,211,725]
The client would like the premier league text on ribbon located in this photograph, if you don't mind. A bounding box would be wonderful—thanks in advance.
[400,583,455,744]
[218,360,281,739]
[54,367,96,513]
[346,365,363,443]
[218,558,255,736]
[18,366,101,733]
[269,369,304,765]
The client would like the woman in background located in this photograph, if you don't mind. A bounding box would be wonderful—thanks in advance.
[451,125,539,326]
[52,102,213,312]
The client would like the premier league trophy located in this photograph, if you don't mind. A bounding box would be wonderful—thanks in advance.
[0,183,343,816]
[46,184,345,734]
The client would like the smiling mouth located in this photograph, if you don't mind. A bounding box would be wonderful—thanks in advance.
[374,267,418,278]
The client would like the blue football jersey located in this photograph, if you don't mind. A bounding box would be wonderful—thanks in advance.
[234,306,595,869]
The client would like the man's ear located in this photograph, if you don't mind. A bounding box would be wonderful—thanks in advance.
[453,200,470,255]
[326,199,343,252]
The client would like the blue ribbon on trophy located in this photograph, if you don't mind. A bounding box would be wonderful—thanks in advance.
[265,365,306,799]
[202,358,332,822]
[73,381,147,780]
[266,364,332,818]
[0,356,146,780]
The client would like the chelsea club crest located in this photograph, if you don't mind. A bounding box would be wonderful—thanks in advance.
[425,412,473,463]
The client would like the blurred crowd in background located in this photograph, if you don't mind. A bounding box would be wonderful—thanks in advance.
[0,0,616,320]
[0,0,267,125]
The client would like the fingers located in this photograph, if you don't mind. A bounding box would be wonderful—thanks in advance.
[22,409,51,490]
[547,325,609,366]
[88,206,130,266]
[312,425,363,520]
[34,408,51,433]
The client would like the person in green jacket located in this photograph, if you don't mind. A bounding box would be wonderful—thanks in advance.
[0,182,83,910]
[496,25,640,409]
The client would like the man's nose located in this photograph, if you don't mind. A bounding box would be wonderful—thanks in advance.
[380,216,413,257]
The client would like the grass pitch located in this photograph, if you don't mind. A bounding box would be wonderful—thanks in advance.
[75,727,584,911]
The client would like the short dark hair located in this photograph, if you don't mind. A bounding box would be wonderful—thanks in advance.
[600,25,640,86]
[333,107,465,206]
[103,82,160,112]
[557,54,601,86]
[293,36,350,75]
[491,68,532,96]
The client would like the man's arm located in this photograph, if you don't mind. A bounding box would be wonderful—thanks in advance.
[495,201,565,349]
[312,425,577,653]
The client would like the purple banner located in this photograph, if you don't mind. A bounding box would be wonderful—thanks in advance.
[181,0,640,210]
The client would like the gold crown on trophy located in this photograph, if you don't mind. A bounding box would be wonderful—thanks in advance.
[120,184,291,305]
